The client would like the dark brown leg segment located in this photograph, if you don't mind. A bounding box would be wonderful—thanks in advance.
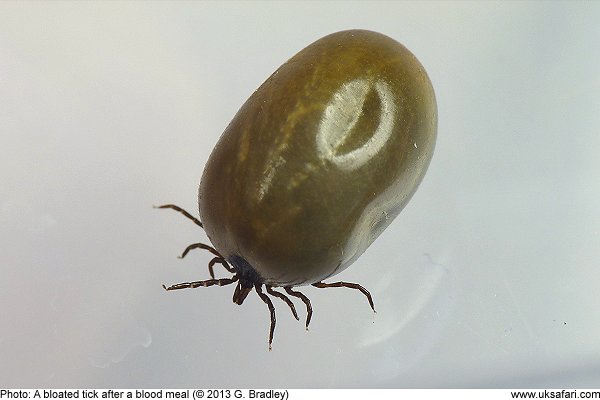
[208,257,235,279]
[284,286,313,330]
[163,276,238,291]
[179,242,222,259]
[266,286,299,321]
[154,204,203,228]
[255,284,276,350]
[312,281,375,312]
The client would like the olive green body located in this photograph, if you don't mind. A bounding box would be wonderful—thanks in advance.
[199,30,437,286]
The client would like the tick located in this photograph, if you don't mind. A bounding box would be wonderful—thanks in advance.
[157,29,437,349]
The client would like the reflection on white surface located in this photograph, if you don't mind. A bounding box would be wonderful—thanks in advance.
[316,79,396,170]
[88,326,152,369]
[360,255,447,348]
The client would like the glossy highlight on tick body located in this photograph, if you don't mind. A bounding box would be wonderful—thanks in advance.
[157,29,437,349]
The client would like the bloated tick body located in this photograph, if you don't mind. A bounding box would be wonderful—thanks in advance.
[158,29,437,349]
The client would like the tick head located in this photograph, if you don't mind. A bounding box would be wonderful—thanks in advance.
[232,280,252,305]
[229,254,262,305]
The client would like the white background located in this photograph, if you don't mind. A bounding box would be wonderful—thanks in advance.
[1,1,599,388]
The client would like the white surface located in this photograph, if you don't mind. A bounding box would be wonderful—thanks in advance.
[1,1,600,388]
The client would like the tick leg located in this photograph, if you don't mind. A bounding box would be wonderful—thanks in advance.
[179,242,222,259]
[255,284,276,351]
[266,286,299,321]
[284,287,313,330]
[208,256,235,279]
[312,281,375,312]
[154,204,203,229]
[163,275,238,291]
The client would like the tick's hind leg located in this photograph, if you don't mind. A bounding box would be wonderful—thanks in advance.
[154,204,203,228]
[284,286,313,330]
[266,286,299,321]
[312,281,375,312]
[255,284,276,350]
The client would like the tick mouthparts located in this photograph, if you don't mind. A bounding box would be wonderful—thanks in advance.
[233,281,252,305]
